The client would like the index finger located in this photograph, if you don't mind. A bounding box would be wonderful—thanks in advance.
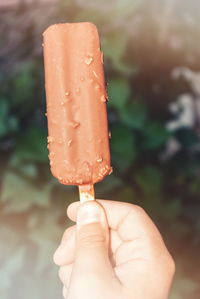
[67,200,162,242]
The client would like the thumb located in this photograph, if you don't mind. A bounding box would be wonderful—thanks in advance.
[70,201,113,287]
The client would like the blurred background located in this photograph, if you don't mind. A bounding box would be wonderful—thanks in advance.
[0,0,200,298]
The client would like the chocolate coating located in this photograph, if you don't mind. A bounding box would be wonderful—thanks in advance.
[43,22,112,185]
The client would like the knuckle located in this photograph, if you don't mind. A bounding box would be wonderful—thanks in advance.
[62,230,70,241]
[59,266,72,287]
[127,205,147,221]
[53,251,60,266]
[62,225,75,242]
[167,255,176,276]
[58,266,66,284]
[156,252,176,279]
[62,286,67,299]
[132,204,145,215]
[78,228,106,248]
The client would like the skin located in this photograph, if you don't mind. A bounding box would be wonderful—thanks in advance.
[54,200,175,299]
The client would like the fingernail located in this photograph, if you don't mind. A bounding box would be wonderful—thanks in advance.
[77,202,102,229]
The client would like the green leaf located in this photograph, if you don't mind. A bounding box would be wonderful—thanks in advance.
[18,163,38,179]
[142,122,170,150]
[0,100,8,136]
[95,174,123,197]
[8,116,18,131]
[175,128,200,148]
[0,99,18,137]
[188,179,200,194]
[106,0,141,19]
[135,166,163,196]
[74,10,107,24]
[168,221,190,238]
[110,124,136,172]
[120,100,147,129]
[163,199,182,220]
[11,62,36,105]
[116,186,138,204]
[1,171,52,212]
[102,32,132,73]
[102,30,127,61]
[108,78,130,110]
[11,127,48,164]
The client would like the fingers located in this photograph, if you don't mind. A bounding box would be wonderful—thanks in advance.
[57,200,169,268]
[67,200,132,229]
[56,200,175,299]
[54,225,75,266]
[61,225,75,243]
[116,205,162,241]
[109,229,122,254]
[67,200,173,268]
[62,285,67,299]
[67,200,162,242]
[59,264,73,286]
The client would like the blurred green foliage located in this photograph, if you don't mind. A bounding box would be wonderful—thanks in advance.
[0,0,200,298]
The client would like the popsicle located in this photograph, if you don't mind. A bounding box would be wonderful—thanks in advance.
[43,22,112,201]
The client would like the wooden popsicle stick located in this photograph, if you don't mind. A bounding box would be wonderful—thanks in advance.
[79,184,95,202]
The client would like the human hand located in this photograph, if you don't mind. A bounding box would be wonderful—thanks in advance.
[54,200,175,299]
